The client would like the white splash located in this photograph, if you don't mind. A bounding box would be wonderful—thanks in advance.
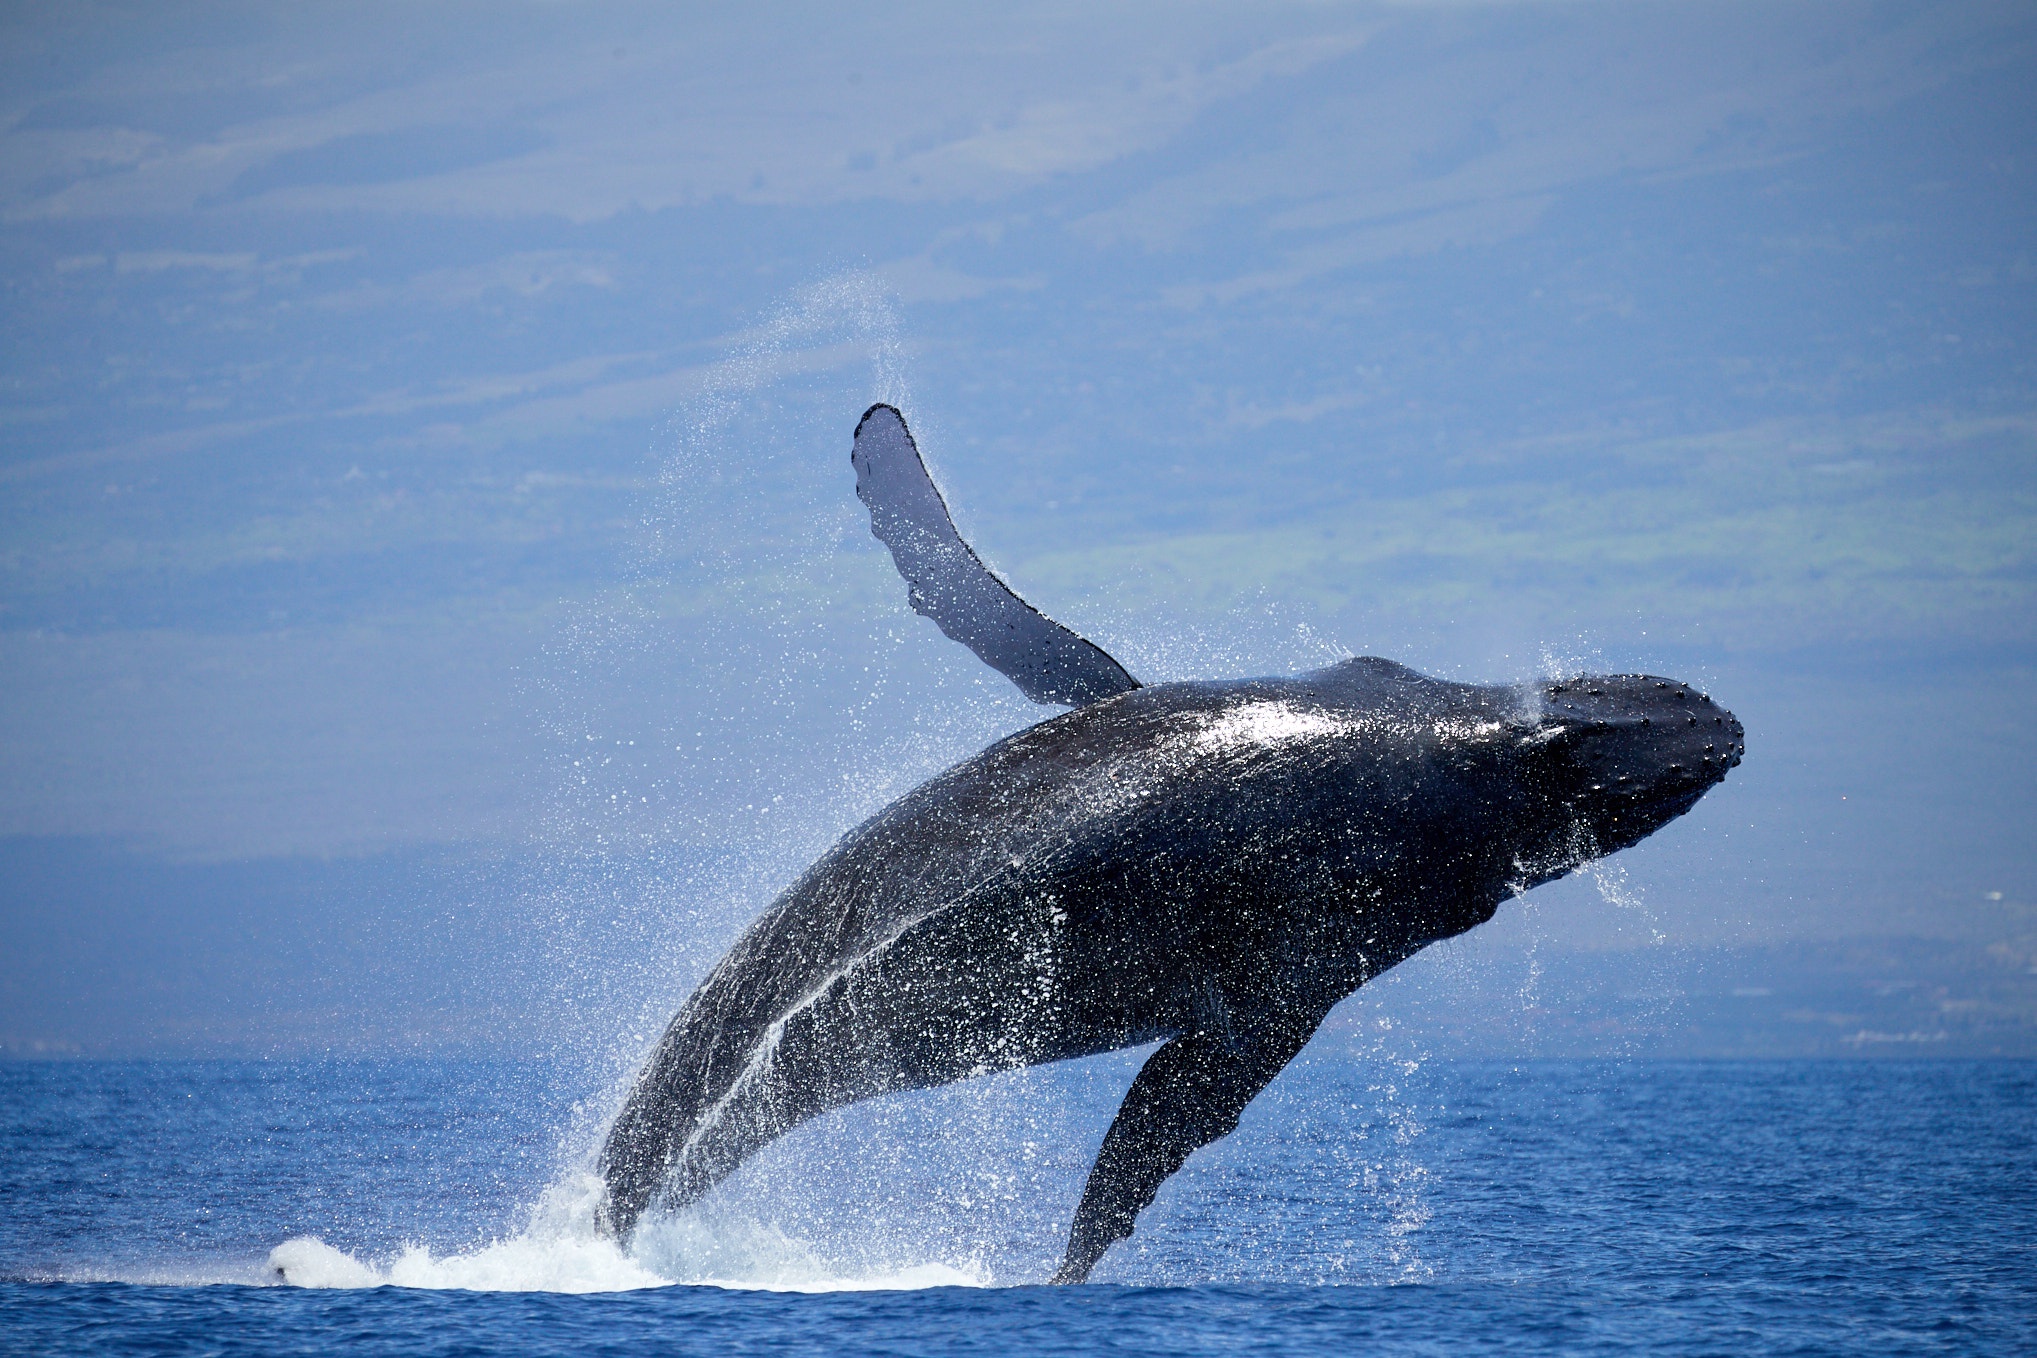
[1429,716,1508,743]
[1581,847,1666,946]
[266,1238,383,1289]
[267,1172,987,1294]
[268,1231,670,1294]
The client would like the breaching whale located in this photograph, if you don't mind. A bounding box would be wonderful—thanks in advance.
[600,404,1743,1282]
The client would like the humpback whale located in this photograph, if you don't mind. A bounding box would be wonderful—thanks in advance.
[600,404,1743,1282]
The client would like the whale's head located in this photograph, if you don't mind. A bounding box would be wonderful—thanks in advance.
[1510,674,1742,880]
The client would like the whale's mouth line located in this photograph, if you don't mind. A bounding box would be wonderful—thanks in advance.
[1584,777,1717,834]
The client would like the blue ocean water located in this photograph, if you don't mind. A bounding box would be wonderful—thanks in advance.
[1,1057,2031,1355]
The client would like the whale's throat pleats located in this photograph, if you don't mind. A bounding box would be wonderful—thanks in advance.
[851,404,1140,708]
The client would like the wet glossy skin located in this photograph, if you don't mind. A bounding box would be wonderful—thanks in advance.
[599,657,1742,1277]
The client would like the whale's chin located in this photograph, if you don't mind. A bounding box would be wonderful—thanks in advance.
[1578,779,1715,855]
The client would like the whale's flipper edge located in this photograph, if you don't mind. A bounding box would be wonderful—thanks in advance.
[1050,1014,1323,1284]
[852,403,1139,707]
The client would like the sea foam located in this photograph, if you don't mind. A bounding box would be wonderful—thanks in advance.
[267,1173,987,1294]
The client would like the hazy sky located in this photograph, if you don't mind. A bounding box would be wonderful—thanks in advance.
[2,1,2031,1053]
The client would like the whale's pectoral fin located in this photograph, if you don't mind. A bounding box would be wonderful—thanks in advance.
[1050,1016,1322,1284]
[851,403,1139,707]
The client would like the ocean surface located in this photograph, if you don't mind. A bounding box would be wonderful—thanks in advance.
[1,1056,2031,1355]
